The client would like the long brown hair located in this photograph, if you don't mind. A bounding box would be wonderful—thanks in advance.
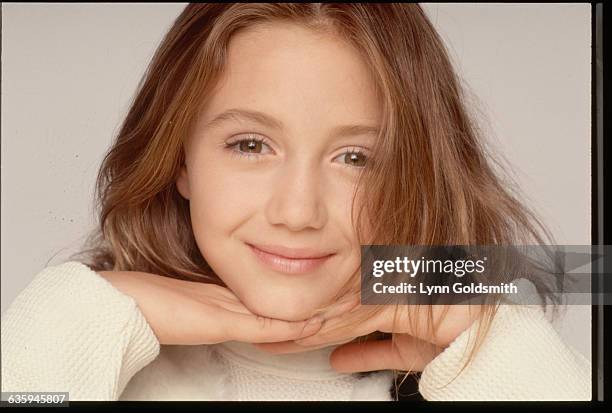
[70,3,555,397]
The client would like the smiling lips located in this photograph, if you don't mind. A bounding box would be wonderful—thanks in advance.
[246,243,335,274]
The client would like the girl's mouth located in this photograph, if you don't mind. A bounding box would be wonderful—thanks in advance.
[246,243,335,275]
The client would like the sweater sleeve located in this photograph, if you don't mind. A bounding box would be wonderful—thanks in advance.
[1,261,161,401]
[418,304,592,400]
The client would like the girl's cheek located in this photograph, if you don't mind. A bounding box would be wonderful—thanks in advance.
[327,176,363,236]
[189,165,267,229]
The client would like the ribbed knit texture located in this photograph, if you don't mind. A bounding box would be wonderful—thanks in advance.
[1,262,160,400]
[419,304,592,400]
[1,261,591,401]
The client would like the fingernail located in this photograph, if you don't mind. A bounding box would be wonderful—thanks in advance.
[302,316,323,334]
[341,297,360,311]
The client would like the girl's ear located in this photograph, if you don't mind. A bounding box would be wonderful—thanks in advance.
[176,164,191,200]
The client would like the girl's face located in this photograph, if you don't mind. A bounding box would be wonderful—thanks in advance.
[177,22,381,321]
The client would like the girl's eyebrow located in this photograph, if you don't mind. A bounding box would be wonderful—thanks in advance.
[203,108,380,138]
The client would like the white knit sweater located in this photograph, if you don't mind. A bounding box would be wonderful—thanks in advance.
[1,261,591,401]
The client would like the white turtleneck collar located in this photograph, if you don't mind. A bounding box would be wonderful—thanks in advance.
[210,340,395,400]
[214,340,348,380]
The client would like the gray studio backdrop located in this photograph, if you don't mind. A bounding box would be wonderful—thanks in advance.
[1,4,592,359]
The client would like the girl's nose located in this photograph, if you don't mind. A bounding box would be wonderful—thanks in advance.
[264,161,328,232]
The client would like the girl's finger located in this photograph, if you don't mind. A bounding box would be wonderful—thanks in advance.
[294,308,379,347]
[254,336,357,355]
[222,312,324,343]
[312,295,360,321]
[329,336,441,373]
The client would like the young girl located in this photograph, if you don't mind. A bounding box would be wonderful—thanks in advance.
[1,3,591,401]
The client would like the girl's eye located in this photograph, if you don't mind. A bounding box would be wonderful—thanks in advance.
[333,149,369,168]
[225,135,273,156]
[225,137,368,168]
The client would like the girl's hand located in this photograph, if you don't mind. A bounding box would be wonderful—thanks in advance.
[255,303,482,373]
[98,270,324,346]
